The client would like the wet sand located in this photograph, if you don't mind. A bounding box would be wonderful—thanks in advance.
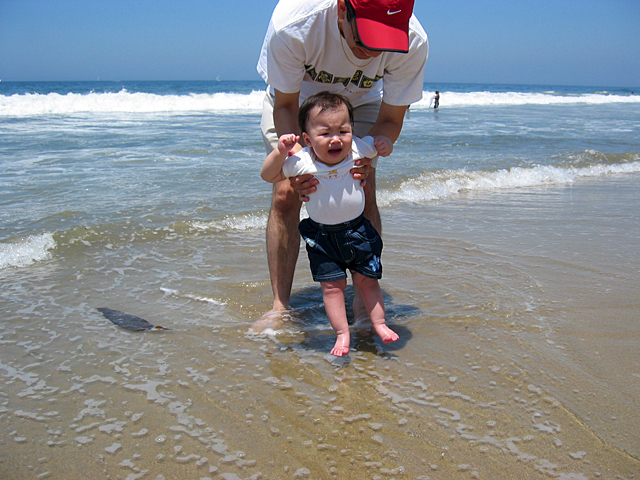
[1,175,639,479]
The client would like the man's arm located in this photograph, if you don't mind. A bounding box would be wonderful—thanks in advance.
[348,101,407,185]
[273,89,303,149]
[367,101,408,143]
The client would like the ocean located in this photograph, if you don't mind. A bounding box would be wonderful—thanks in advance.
[1,80,639,479]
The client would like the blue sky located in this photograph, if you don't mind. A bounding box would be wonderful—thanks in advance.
[1,0,639,87]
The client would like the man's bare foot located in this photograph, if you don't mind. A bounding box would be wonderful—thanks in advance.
[373,324,399,344]
[250,309,289,333]
[352,314,372,336]
[331,333,350,357]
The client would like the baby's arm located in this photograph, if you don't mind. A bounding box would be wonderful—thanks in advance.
[373,135,393,157]
[261,134,300,183]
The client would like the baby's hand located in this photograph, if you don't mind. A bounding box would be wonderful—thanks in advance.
[374,135,393,157]
[278,134,300,155]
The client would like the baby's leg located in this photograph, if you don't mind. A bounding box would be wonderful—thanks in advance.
[352,273,399,345]
[321,279,351,356]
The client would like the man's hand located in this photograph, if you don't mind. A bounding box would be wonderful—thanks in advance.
[352,156,372,187]
[290,174,319,202]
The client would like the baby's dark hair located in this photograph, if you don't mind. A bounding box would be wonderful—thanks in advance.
[298,91,355,133]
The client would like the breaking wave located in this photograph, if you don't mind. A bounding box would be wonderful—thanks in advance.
[379,157,640,206]
[2,89,639,116]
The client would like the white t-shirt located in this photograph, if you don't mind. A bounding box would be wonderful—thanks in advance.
[257,0,428,108]
[282,136,377,225]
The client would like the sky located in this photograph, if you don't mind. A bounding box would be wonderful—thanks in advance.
[1,0,639,87]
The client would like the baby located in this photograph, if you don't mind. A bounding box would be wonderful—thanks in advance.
[261,91,399,356]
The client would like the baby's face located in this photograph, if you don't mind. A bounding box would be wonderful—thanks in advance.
[303,105,353,165]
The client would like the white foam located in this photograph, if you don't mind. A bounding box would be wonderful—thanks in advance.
[3,89,638,116]
[414,90,640,109]
[160,287,226,306]
[379,161,640,206]
[0,90,265,116]
[0,233,56,270]
[189,213,269,232]
[0,361,40,385]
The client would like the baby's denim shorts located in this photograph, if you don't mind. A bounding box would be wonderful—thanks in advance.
[298,213,383,282]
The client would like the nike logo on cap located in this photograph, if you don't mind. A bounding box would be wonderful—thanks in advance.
[387,9,402,15]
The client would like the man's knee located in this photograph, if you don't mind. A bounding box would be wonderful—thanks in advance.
[269,181,302,224]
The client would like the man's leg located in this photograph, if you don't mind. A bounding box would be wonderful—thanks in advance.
[353,101,381,232]
[363,168,380,234]
[266,180,302,312]
[252,90,302,330]
[352,102,382,324]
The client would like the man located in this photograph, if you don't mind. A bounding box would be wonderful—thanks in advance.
[256,0,428,327]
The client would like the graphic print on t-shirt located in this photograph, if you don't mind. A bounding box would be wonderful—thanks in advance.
[305,65,383,89]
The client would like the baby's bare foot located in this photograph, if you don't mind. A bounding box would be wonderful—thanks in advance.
[331,333,350,357]
[373,324,399,344]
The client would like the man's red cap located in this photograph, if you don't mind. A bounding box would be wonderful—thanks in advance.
[350,0,414,53]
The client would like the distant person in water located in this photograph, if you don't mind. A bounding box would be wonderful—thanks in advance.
[261,92,399,356]
[433,90,440,109]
